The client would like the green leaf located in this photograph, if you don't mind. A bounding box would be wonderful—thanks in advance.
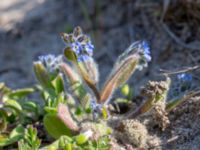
[76,60,100,100]
[166,90,200,112]
[97,136,111,149]
[0,125,24,147]
[44,106,57,114]
[71,82,88,106]
[43,114,72,139]
[101,106,108,120]
[64,143,72,150]
[4,99,22,113]
[9,125,24,139]
[22,125,41,149]
[40,136,72,150]
[8,88,34,98]
[75,134,88,145]
[77,58,99,84]
[75,106,83,116]
[23,101,38,114]
[64,47,77,62]
[0,109,7,131]
[52,74,65,94]
[64,48,100,101]
[33,62,54,89]
[18,140,30,150]
[0,134,9,147]
[121,84,130,97]
[60,63,81,84]
[99,42,145,103]
[166,98,181,112]
[60,63,93,109]
[57,104,79,132]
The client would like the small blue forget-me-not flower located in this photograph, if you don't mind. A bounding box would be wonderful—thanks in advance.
[38,54,63,73]
[142,41,151,62]
[170,73,193,98]
[62,26,94,62]
[136,40,151,70]
[177,73,192,82]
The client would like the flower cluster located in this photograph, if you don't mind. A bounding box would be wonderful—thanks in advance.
[141,41,151,62]
[136,41,151,70]
[177,73,192,82]
[90,100,102,119]
[38,54,63,73]
[62,27,94,62]
[170,73,193,98]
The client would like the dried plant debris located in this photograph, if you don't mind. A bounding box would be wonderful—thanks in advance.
[171,96,200,116]
[114,119,148,148]
[141,80,169,99]
[136,80,170,130]
[152,102,170,131]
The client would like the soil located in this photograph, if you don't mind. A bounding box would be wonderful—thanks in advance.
[0,0,200,149]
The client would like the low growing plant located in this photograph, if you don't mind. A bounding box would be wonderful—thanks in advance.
[0,27,199,149]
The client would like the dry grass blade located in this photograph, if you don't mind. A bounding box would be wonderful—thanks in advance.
[160,66,200,75]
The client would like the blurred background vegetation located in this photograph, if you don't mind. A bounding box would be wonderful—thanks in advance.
[0,0,199,91]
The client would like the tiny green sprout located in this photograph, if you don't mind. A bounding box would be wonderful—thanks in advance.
[121,84,133,101]
[75,130,93,145]
[18,125,41,150]
[121,84,130,97]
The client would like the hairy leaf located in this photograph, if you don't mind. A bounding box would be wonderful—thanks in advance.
[57,104,79,132]
[100,42,141,103]
[61,63,93,109]
[52,73,65,94]
[77,58,99,85]
[76,59,100,100]
[60,63,80,84]
[33,62,53,89]
[63,46,100,100]
[43,114,73,139]
[64,47,77,62]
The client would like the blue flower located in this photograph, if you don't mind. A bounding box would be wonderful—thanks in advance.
[70,42,83,55]
[62,26,94,62]
[90,100,102,119]
[77,54,92,62]
[38,54,63,73]
[83,42,94,56]
[70,40,94,57]
[177,73,192,82]
[170,73,193,97]
[90,100,101,111]
[136,40,151,70]
[142,41,151,62]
